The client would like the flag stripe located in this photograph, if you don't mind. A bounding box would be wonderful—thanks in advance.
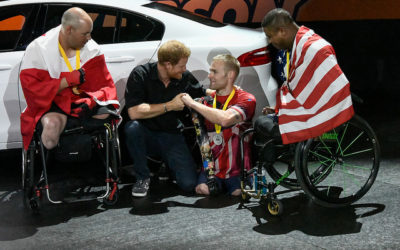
[279,87,352,124]
[280,105,354,144]
[292,45,334,99]
[281,64,348,112]
[278,26,353,144]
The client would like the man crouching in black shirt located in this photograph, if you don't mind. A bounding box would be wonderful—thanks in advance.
[125,40,212,197]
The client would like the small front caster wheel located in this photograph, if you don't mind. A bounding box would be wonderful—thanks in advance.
[103,189,119,206]
[27,197,40,214]
[267,199,283,216]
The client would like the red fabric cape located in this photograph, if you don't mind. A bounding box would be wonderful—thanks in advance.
[20,55,119,150]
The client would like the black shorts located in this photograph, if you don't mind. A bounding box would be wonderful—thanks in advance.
[36,103,79,132]
[46,103,68,116]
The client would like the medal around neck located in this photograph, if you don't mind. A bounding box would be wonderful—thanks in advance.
[213,133,223,145]
[59,42,82,95]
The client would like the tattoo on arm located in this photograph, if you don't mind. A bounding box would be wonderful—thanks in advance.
[229,109,241,121]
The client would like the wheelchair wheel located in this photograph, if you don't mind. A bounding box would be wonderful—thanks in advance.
[264,144,300,190]
[22,147,40,212]
[295,114,380,207]
[267,199,283,216]
[103,187,119,206]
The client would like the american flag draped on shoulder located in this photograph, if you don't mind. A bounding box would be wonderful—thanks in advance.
[276,26,354,144]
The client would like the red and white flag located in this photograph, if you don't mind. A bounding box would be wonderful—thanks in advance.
[277,26,354,144]
[20,25,119,149]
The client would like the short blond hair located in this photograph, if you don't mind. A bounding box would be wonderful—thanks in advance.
[213,54,240,79]
[158,40,191,65]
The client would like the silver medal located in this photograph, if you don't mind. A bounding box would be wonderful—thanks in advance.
[213,134,223,145]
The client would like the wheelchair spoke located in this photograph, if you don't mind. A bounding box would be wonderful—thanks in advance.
[341,163,367,196]
[318,136,334,155]
[310,149,335,163]
[313,161,335,184]
[336,124,349,155]
[342,131,365,155]
[343,148,373,158]
[342,162,373,172]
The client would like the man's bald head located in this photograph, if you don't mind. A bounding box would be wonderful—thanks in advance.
[59,7,93,50]
[61,7,92,29]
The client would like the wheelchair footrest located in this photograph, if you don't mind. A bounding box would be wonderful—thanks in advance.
[62,194,99,203]
[62,185,106,203]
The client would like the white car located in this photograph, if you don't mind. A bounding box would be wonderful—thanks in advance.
[0,0,277,150]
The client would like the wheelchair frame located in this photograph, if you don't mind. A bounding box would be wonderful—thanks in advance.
[22,117,121,212]
[240,114,380,215]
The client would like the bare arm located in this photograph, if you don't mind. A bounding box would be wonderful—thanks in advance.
[128,93,186,120]
[182,94,242,127]
[58,78,69,93]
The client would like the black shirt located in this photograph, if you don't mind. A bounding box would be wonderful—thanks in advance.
[125,62,206,133]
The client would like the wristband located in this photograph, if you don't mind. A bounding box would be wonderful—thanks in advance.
[163,103,168,113]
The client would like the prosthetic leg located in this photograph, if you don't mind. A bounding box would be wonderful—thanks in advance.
[190,110,219,196]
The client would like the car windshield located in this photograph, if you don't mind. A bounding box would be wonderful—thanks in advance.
[143,2,226,27]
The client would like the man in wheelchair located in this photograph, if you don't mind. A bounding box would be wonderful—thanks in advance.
[20,7,120,152]
[181,55,256,196]
[256,8,354,147]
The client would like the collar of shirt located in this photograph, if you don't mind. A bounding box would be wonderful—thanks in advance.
[149,62,179,87]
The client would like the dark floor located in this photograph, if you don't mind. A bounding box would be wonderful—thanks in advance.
[0,98,399,249]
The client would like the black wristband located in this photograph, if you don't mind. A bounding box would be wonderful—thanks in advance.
[78,68,85,84]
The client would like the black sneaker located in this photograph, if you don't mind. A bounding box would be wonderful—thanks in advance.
[132,178,150,197]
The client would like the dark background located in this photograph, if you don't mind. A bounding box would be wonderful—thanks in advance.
[295,19,400,158]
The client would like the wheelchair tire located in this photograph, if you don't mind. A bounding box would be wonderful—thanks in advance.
[295,114,380,207]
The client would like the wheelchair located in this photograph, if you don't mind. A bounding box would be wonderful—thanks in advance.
[240,114,380,215]
[22,113,121,212]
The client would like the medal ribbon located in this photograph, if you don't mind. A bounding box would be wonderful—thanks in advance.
[286,50,290,80]
[58,42,80,71]
[59,42,81,94]
[213,88,235,134]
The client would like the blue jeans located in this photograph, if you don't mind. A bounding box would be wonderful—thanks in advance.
[124,120,197,192]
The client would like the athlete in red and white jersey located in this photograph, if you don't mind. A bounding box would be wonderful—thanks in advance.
[182,54,256,196]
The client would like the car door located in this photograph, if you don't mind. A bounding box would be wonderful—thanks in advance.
[101,10,163,108]
[13,3,163,149]
[35,3,163,109]
[0,4,38,149]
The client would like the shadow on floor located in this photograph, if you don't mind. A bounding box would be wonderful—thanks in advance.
[239,193,385,236]
[129,181,241,216]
